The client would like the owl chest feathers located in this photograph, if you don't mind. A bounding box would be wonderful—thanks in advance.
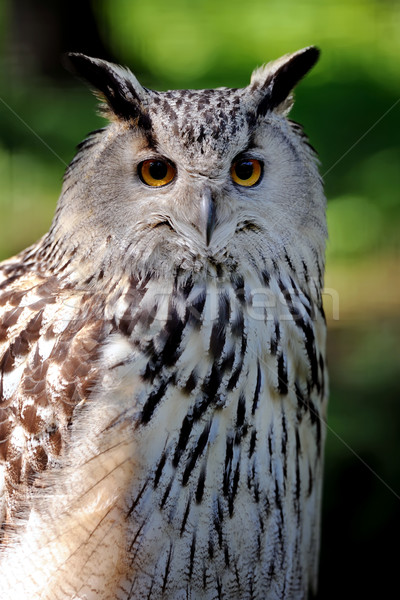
[0,260,326,599]
[76,265,327,598]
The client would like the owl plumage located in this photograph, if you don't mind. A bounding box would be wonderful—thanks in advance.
[0,47,327,599]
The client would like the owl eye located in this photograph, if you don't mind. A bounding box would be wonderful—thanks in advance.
[231,158,263,187]
[138,159,176,187]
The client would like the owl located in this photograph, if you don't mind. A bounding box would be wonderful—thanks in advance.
[0,46,327,599]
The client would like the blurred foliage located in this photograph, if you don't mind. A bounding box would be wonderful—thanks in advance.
[98,0,400,88]
[0,1,399,598]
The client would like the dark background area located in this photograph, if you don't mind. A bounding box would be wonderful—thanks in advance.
[0,1,399,597]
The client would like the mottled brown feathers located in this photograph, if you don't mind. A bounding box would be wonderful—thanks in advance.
[0,262,105,537]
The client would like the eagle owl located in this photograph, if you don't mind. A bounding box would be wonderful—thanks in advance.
[0,47,327,599]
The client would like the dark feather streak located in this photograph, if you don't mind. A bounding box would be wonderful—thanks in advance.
[182,421,211,486]
[180,496,191,536]
[277,353,288,395]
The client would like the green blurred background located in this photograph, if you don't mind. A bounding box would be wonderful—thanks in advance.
[0,0,399,596]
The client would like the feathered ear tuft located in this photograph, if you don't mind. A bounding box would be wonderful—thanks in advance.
[249,46,320,116]
[64,53,151,128]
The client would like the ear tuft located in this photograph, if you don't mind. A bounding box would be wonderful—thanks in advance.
[250,46,320,117]
[64,53,150,126]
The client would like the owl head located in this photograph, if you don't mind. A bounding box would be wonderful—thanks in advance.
[48,47,325,286]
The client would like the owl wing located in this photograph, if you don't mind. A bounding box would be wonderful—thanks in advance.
[0,254,104,541]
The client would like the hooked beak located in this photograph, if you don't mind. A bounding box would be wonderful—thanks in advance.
[200,189,217,246]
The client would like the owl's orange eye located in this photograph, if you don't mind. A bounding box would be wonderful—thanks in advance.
[231,158,263,187]
[138,159,176,187]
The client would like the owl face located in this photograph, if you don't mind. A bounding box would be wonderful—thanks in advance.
[55,48,325,282]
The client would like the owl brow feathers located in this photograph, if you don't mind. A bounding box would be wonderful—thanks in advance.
[65,53,153,130]
[66,47,320,139]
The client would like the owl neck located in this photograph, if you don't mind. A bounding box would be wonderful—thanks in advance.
[32,216,324,320]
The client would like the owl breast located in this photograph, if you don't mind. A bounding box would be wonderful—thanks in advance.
[86,263,326,600]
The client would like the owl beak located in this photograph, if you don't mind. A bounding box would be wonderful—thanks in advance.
[200,189,217,246]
